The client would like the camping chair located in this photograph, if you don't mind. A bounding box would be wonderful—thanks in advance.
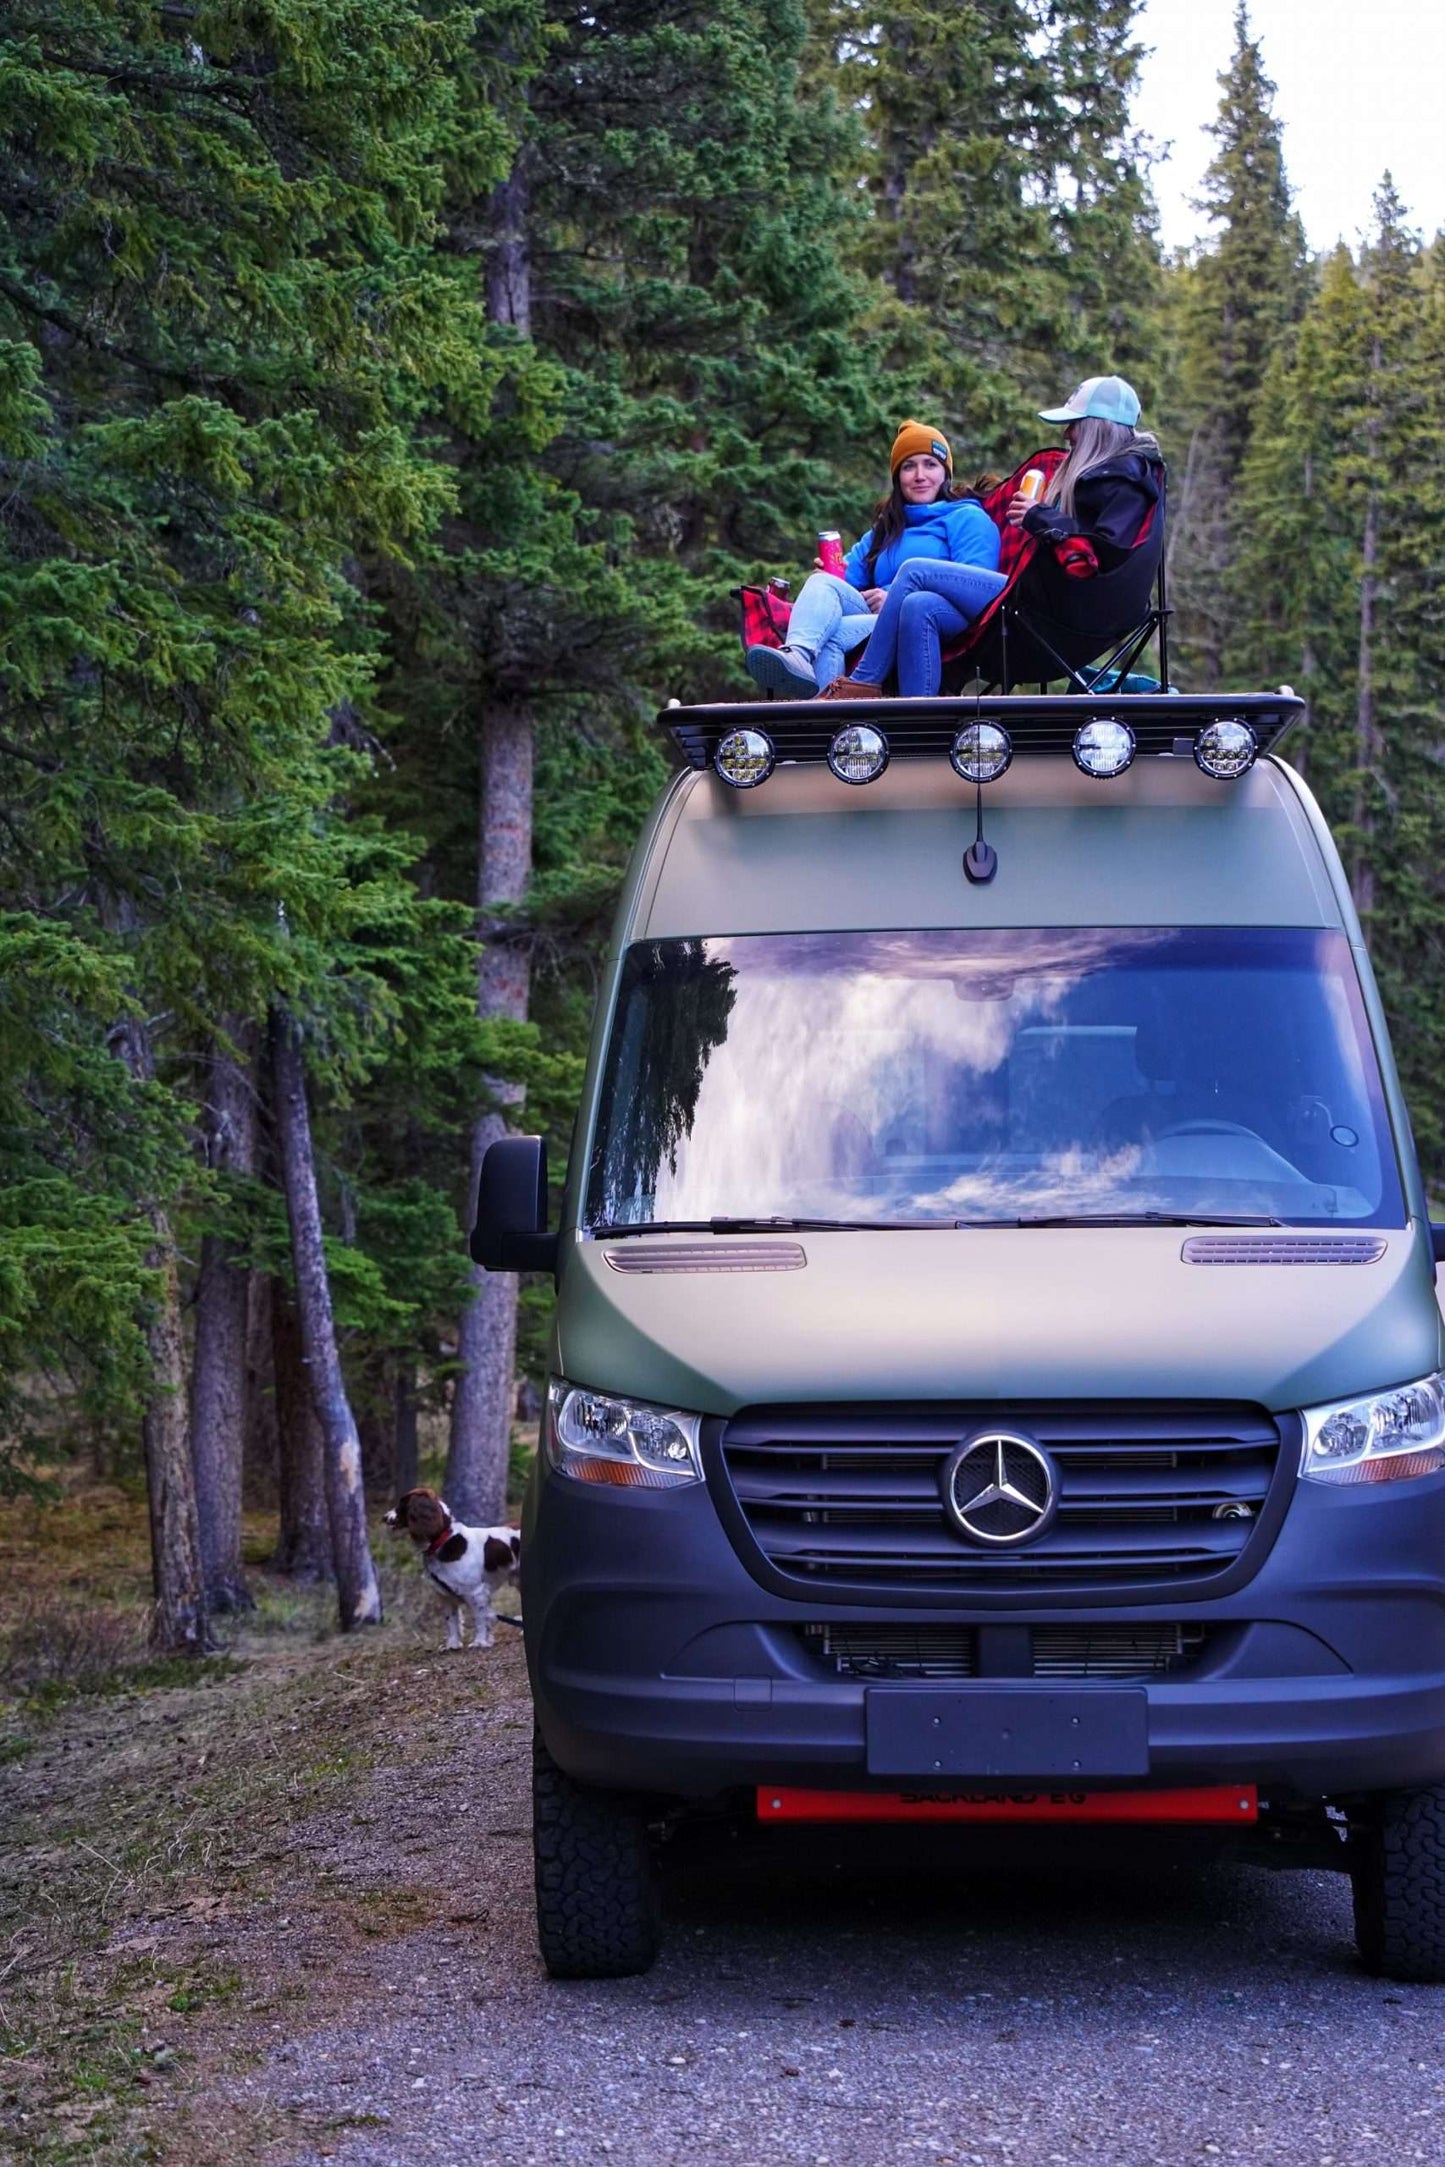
[944,450,1170,694]
[735,446,1170,696]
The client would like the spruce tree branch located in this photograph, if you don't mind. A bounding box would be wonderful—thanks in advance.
[0,733,59,772]
[35,47,257,104]
[0,272,210,389]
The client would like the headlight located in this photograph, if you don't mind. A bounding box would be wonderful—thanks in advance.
[1300,1372,1445,1486]
[1194,718,1258,780]
[715,727,774,789]
[827,723,889,786]
[544,1379,704,1488]
[950,721,1012,784]
[1072,717,1135,779]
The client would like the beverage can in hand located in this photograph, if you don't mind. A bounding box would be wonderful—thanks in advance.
[818,530,846,578]
[1018,468,1046,504]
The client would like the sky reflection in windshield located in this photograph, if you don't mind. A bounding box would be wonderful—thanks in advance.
[585,929,1401,1230]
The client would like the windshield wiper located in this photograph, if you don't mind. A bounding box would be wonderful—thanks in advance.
[594,1211,1289,1237]
[960,1211,1286,1229]
[590,1215,943,1238]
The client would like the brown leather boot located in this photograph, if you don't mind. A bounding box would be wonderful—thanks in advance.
[817,675,883,701]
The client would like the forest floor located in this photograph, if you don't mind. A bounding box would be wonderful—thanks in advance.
[7,1479,1445,2167]
[0,1472,528,2165]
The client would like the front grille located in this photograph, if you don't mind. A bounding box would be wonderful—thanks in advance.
[718,1402,1285,1596]
[1031,1624,1208,1678]
[805,1623,979,1677]
[804,1621,1209,1680]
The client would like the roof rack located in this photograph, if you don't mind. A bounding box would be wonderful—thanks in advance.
[662,690,1304,776]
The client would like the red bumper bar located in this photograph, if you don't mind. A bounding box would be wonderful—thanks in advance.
[757,1785,1257,1825]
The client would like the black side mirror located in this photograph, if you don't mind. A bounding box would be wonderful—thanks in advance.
[471,1135,558,1274]
[1432,1224,1445,1264]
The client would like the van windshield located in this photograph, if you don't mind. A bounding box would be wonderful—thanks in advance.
[584,929,1404,1231]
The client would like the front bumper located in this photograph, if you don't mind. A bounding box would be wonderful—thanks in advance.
[523,1462,1445,1803]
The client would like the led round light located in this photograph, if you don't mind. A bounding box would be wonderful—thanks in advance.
[1072,717,1136,779]
[714,726,775,789]
[950,721,1013,785]
[827,723,889,786]
[1194,718,1258,780]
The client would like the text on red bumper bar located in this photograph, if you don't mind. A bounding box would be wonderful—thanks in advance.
[756,1786,1258,1825]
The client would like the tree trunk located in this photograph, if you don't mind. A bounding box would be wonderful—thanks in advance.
[270,1008,382,1629]
[395,1362,419,1497]
[271,1281,333,1581]
[446,701,533,1524]
[487,158,532,334]
[878,23,918,305]
[113,1016,210,1654]
[190,1033,258,1611]
[447,146,538,1526]
[356,1353,394,1499]
[1352,480,1380,917]
[244,1271,281,1508]
[142,1225,212,1652]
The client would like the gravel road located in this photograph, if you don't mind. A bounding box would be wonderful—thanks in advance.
[232,1642,1445,2167]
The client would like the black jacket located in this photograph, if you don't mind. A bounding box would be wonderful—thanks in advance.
[1021,449,1165,575]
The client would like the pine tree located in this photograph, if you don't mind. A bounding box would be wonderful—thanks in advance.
[809,1,1160,464]
[426,0,896,1515]
[1233,186,1445,1185]
[1163,2,1308,684]
[0,0,496,1619]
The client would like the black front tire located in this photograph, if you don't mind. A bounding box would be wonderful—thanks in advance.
[1351,1785,1445,1981]
[532,1727,660,1979]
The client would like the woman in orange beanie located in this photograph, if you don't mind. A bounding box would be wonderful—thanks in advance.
[746,422,1002,698]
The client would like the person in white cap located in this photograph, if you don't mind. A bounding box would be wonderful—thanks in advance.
[1007,375,1163,574]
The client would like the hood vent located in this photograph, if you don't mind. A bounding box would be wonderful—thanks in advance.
[604,1241,807,1274]
[1181,1235,1387,1266]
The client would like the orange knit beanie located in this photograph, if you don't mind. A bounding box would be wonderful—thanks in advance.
[890,419,953,476]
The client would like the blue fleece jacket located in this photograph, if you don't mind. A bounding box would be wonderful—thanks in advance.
[843,497,1001,589]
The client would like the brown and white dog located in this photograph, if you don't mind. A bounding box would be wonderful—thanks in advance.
[384,1487,521,1650]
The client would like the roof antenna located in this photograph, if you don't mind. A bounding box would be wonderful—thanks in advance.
[963,685,997,883]
[964,781,997,883]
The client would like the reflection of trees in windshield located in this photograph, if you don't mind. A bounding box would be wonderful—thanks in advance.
[590,939,736,1222]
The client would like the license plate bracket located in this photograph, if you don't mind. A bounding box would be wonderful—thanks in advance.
[865,1686,1149,1780]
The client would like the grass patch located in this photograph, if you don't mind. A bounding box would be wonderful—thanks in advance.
[16,1651,247,1716]
[0,1462,526,2160]
[0,1578,518,2162]
[0,1597,143,1699]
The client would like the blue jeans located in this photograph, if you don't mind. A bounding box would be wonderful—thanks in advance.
[852,559,1009,695]
[784,573,877,689]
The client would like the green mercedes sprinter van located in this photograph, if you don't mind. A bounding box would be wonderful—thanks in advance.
[472,693,1445,1983]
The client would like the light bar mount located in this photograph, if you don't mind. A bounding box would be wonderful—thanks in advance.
[663,690,1304,774]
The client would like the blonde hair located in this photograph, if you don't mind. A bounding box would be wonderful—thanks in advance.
[1046,417,1161,517]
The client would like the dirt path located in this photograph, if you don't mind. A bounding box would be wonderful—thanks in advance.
[8,1622,1445,2166]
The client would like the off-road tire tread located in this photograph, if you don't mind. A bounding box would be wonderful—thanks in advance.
[533,1729,659,1978]
[1352,1784,1445,1982]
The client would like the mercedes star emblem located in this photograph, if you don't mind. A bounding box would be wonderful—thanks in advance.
[942,1431,1058,1546]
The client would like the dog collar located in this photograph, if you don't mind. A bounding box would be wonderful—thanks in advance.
[425,1523,455,1557]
